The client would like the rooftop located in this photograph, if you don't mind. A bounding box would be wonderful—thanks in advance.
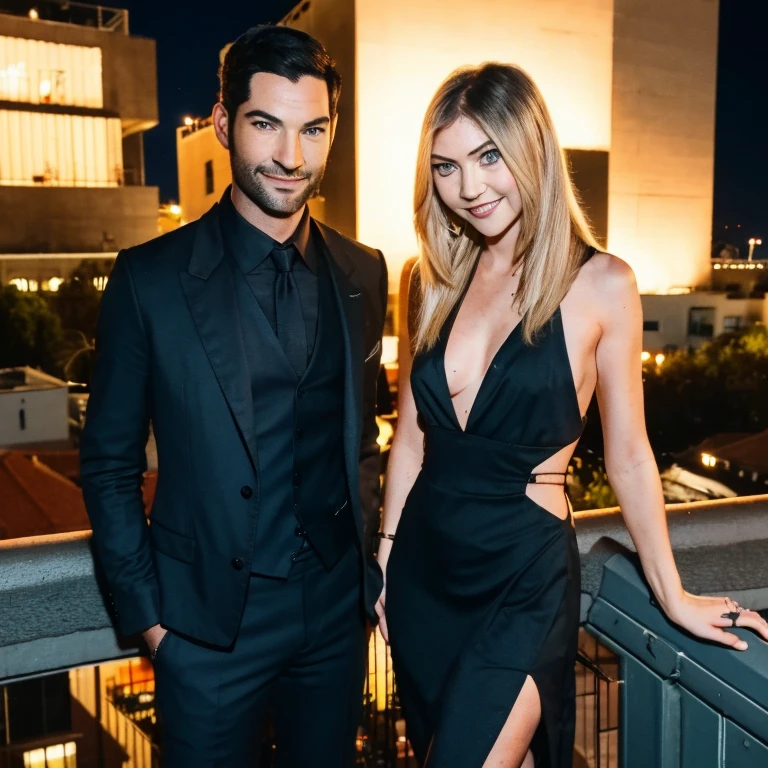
[0,366,67,393]
[0,1,128,34]
[0,449,156,539]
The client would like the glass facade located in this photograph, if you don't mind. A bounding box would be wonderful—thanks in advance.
[0,110,123,187]
[0,35,102,108]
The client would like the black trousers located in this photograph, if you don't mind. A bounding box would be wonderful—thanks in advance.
[153,545,366,767]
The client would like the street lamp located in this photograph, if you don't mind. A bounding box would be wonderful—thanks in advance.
[748,238,762,261]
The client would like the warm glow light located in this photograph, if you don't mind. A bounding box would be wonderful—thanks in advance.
[701,453,717,469]
[44,276,64,291]
[23,742,76,767]
[184,116,194,126]
[28,8,39,20]
[713,263,721,270]
[38,78,51,99]
[381,335,398,366]
[376,415,393,448]
[655,353,665,366]
[641,351,651,362]
[169,204,181,216]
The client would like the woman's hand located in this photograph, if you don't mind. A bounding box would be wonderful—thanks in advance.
[664,593,768,651]
[375,583,389,643]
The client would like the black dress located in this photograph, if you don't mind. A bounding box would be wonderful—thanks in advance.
[387,287,585,766]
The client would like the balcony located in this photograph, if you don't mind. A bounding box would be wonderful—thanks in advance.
[2,497,768,766]
[0,2,129,35]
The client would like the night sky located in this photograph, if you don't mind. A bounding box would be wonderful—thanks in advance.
[122,0,768,255]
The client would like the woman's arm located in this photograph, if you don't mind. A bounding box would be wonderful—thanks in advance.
[374,264,426,639]
[594,255,768,650]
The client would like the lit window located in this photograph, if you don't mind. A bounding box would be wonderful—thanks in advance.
[23,742,76,768]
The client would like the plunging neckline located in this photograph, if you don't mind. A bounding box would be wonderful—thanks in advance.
[441,286,525,433]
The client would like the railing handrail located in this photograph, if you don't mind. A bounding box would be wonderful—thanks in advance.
[3,495,768,684]
[0,2,130,34]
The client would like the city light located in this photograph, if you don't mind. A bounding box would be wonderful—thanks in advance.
[655,353,665,366]
[641,351,651,362]
[748,238,763,261]
[169,204,181,216]
[701,453,717,468]
[183,116,194,126]
[28,8,39,20]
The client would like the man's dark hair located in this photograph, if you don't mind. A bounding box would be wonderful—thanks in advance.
[219,25,342,121]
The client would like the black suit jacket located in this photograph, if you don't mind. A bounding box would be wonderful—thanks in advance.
[80,202,387,647]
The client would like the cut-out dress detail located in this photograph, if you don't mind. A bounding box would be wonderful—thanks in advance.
[387,288,586,767]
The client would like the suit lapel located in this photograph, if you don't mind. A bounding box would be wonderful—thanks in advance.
[314,222,364,505]
[179,204,259,471]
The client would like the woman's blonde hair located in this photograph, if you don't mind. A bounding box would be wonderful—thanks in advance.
[412,63,599,352]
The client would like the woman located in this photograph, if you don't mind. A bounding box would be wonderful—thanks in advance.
[375,63,768,768]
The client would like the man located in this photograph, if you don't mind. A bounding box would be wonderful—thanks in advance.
[80,25,387,766]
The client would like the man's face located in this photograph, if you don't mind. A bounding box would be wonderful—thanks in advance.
[216,72,333,217]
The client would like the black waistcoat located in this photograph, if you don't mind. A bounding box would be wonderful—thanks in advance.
[234,243,355,578]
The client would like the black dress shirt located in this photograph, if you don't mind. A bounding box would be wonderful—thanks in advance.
[219,191,319,360]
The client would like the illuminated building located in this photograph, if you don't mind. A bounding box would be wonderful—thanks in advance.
[0,1,159,291]
[279,0,718,298]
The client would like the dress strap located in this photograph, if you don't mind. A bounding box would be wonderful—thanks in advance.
[527,472,567,486]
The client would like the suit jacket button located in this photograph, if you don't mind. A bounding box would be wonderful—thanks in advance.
[231,558,244,570]
[240,486,253,499]
[297,387,306,398]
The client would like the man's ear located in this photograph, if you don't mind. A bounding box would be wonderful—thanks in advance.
[212,102,230,151]
[329,112,339,148]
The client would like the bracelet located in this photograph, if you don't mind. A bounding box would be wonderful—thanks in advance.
[377,531,396,541]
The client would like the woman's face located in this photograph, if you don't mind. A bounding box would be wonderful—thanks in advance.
[431,117,522,240]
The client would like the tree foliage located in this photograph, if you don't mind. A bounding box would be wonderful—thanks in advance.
[0,285,64,374]
[643,324,768,452]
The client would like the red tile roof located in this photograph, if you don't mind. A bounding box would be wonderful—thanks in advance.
[0,450,157,540]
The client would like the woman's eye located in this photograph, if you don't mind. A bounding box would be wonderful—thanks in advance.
[432,163,455,177]
[481,148,501,165]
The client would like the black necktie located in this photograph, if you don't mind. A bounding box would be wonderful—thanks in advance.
[270,244,307,377]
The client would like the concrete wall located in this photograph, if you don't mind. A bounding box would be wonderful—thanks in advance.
[0,186,159,253]
[609,0,719,294]
[0,13,158,129]
[0,386,68,447]
[283,0,358,239]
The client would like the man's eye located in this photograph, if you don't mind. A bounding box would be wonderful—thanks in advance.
[304,127,325,137]
[252,121,272,130]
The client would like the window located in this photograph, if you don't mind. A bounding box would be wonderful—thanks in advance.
[0,36,102,108]
[643,320,659,331]
[0,111,123,187]
[688,307,715,338]
[205,160,214,195]
[723,316,742,331]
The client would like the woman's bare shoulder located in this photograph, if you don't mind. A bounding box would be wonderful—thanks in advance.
[576,251,638,302]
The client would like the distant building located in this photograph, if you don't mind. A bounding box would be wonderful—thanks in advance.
[0,0,159,291]
[641,291,768,353]
[0,367,68,448]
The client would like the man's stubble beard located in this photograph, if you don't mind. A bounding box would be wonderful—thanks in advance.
[231,149,326,218]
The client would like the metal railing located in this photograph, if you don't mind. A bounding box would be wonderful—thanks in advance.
[0,1,129,34]
[3,496,768,765]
